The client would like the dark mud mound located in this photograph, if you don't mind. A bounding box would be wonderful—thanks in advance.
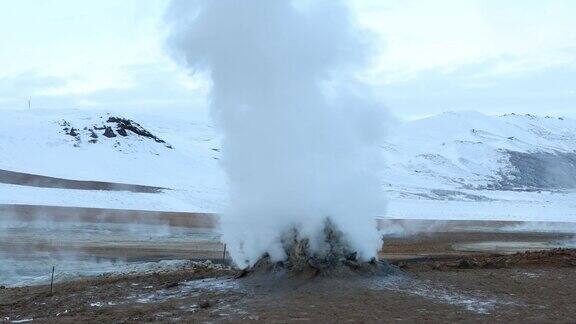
[239,252,399,279]
[238,221,401,279]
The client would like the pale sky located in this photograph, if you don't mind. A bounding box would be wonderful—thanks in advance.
[1,0,575,120]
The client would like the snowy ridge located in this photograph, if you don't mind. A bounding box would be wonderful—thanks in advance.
[0,109,224,190]
[386,111,576,191]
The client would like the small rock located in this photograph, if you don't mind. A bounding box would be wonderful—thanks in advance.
[346,252,358,262]
[66,127,79,137]
[164,282,179,289]
[235,269,249,279]
[199,300,212,309]
[103,127,116,138]
[116,128,128,137]
[457,259,473,269]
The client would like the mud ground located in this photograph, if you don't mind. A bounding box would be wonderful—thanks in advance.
[2,247,576,322]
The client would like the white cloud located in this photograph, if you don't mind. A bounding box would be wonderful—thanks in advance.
[352,0,576,84]
[0,0,168,95]
[0,0,575,119]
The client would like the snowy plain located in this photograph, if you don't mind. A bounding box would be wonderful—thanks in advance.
[0,108,575,222]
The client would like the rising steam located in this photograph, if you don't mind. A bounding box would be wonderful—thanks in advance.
[167,0,387,267]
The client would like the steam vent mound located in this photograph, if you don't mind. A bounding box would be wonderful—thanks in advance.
[237,221,401,279]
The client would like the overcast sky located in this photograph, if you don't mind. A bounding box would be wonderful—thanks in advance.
[1,0,575,120]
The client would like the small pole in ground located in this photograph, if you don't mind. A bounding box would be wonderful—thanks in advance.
[50,266,55,294]
[222,244,227,264]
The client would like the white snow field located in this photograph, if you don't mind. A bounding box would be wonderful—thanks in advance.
[0,108,575,222]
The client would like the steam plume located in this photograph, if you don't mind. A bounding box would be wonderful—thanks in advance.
[168,0,387,267]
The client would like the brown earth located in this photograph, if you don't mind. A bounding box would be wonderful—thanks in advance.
[0,204,217,229]
[2,218,569,265]
[0,169,164,193]
[2,207,576,322]
[394,248,576,271]
[2,248,576,323]
[380,231,574,260]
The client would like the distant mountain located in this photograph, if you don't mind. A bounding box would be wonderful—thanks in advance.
[2,109,574,193]
[0,109,224,191]
[384,111,576,191]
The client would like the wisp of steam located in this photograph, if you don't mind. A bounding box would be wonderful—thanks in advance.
[168,0,388,268]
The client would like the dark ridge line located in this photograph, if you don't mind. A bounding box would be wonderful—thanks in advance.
[0,169,166,193]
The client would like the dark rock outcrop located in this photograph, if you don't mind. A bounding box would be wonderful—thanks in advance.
[103,127,116,138]
[490,150,576,190]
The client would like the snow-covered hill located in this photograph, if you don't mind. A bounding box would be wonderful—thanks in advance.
[0,109,222,188]
[385,111,576,191]
[0,108,574,221]
[0,108,226,212]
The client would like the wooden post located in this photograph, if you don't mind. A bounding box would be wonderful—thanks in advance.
[50,266,55,294]
[222,244,227,264]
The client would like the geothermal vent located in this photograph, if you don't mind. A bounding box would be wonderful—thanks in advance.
[237,220,400,279]
[169,0,389,271]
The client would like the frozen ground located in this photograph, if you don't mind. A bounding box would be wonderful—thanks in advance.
[0,108,574,222]
[386,188,576,222]
[0,219,222,287]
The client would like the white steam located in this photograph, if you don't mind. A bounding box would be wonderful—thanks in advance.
[168,0,388,267]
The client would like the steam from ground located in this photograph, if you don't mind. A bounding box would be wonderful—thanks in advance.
[167,0,388,267]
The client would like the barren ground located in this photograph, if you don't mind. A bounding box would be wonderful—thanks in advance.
[0,169,165,193]
[2,230,576,323]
